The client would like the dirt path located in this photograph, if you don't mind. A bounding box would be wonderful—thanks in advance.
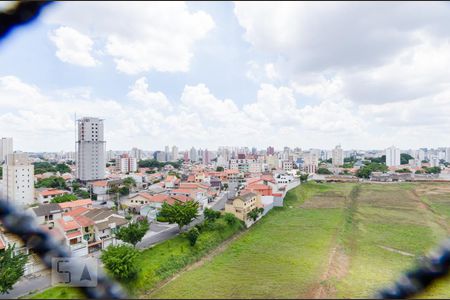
[378,245,414,257]
[143,230,246,298]
[302,186,360,299]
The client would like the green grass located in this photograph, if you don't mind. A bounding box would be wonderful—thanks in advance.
[152,182,450,299]
[151,182,349,298]
[28,286,84,299]
[28,182,450,299]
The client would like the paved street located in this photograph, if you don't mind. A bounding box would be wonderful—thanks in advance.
[0,270,52,299]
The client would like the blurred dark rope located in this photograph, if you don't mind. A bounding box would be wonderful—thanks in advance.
[0,0,53,40]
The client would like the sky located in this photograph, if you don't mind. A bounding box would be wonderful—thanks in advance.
[2,1,450,152]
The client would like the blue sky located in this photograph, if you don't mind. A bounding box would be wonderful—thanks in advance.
[2,2,450,152]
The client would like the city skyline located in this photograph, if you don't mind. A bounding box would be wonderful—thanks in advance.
[3,2,450,151]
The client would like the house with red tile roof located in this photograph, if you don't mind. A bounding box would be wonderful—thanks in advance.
[36,188,69,204]
[59,199,93,212]
[54,216,88,256]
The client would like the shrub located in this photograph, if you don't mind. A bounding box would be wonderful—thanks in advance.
[187,228,200,246]
[204,208,221,222]
[224,213,238,225]
[101,245,139,282]
[156,215,168,223]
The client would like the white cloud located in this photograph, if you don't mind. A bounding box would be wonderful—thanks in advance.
[128,77,172,110]
[49,26,98,67]
[45,2,215,74]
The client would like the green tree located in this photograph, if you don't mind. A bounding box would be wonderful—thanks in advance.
[75,189,90,199]
[356,162,388,178]
[415,170,424,174]
[216,166,224,172]
[0,166,2,179]
[51,194,77,203]
[33,162,56,174]
[317,168,332,175]
[370,155,386,164]
[55,163,71,173]
[224,213,238,225]
[299,174,309,182]
[395,168,412,173]
[222,183,229,190]
[0,244,28,294]
[203,208,221,222]
[186,227,200,246]
[342,163,353,169]
[123,177,136,189]
[424,166,441,174]
[101,245,139,282]
[400,153,414,165]
[159,200,199,232]
[35,176,67,189]
[248,207,264,221]
[119,186,130,196]
[116,219,149,247]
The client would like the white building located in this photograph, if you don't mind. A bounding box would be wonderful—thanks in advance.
[2,153,34,206]
[303,151,319,174]
[119,155,137,173]
[385,146,401,167]
[332,145,344,167]
[171,146,179,162]
[282,160,293,172]
[190,147,198,162]
[76,117,106,181]
[0,137,13,163]
[130,147,142,161]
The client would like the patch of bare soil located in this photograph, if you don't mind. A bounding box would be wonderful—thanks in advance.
[302,244,349,299]
[377,245,414,257]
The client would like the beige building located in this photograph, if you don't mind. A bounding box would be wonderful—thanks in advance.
[1,152,34,206]
[225,192,262,222]
[332,145,344,167]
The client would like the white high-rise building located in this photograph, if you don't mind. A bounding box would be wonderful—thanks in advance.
[332,145,344,167]
[130,147,142,161]
[76,117,106,181]
[190,147,198,162]
[385,146,401,167]
[2,153,34,206]
[119,154,137,173]
[0,137,13,163]
[171,146,178,162]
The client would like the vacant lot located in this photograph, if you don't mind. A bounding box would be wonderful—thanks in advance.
[151,182,450,299]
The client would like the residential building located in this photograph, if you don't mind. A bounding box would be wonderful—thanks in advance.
[119,154,137,173]
[36,188,69,204]
[0,137,13,163]
[385,146,401,167]
[282,160,293,172]
[1,153,34,206]
[171,146,179,162]
[332,145,344,167]
[130,147,142,161]
[190,147,198,162]
[76,117,106,181]
[29,203,64,229]
[225,192,261,222]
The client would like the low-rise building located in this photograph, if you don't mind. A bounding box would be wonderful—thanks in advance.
[225,192,261,223]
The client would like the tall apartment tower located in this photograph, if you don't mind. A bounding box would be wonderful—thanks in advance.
[385,146,401,167]
[130,147,142,161]
[171,146,178,162]
[0,137,13,163]
[2,153,34,206]
[332,145,344,167]
[76,117,106,181]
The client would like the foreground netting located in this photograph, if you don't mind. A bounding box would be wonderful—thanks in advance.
[1,1,450,299]
[0,198,126,299]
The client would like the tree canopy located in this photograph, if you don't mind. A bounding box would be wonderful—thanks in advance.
[248,207,264,221]
[101,245,139,282]
[370,155,386,164]
[159,200,199,231]
[138,159,181,169]
[423,166,441,174]
[317,168,332,175]
[116,219,149,247]
[0,244,28,294]
[51,194,77,203]
[400,153,414,165]
[35,176,67,189]
[216,166,224,172]
[33,162,71,175]
[356,162,388,178]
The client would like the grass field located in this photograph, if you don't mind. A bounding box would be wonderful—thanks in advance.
[150,182,450,299]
